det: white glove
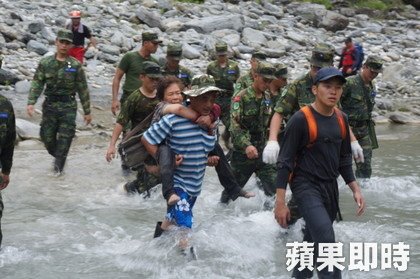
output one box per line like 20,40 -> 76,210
262,140 -> 280,164
351,140 -> 365,163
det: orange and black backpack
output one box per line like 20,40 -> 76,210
300,106 -> 347,148
288,106 -> 347,182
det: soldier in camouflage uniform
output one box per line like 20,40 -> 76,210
111,31 -> 161,115
268,63 -> 288,107
0,94 -> 16,248
341,55 -> 384,178
234,51 -> 267,95
206,41 -> 240,147
27,29 -> 91,174
225,62 -> 276,206
106,61 -> 162,194
162,42 -> 193,88
263,43 -> 340,164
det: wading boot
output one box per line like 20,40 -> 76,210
53,156 -> 66,174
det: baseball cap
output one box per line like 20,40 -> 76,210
364,55 -> 384,73
142,31 -> 162,43
314,67 -> 346,84
256,62 -> 276,80
274,63 -> 288,78
252,51 -> 267,60
166,42 -> 183,60
215,41 -> 228,56
310,43 -> 334,68
141,61 -> 163,78
183,74 -> 223,97
57,29 -> 73,43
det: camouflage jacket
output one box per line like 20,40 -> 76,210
116,88 -> 159,128
274,72 -> 314,121
0,94 -> 16,175
206,59 -> 240,93
234,70 -> 253,96
230,86 -> 272,152
28,55 -> 91,115
341,74 -> 376,122
163,64 -> 193,87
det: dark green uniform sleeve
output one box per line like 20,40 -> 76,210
75,65 -> 91,115
0,98 -> 16,175
230,91 -> 252,151
274,83 -> 298,117
28,61 -> 46,105
116,91 -> 137,126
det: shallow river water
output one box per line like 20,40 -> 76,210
0,122 -> 419,279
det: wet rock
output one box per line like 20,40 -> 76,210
16,118 -> 40,140
388,112 -> 413,124
0,69 -> 20,85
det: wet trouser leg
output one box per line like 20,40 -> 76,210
353,125 -> 372,179
210,143 -> 242,201
53,109 -> 76,172
225,151 -> 255,202
355,133 -> 372,179
129,166 -> 159,195
255,159 -> 277,197
157,144 -> 175,201
292,182 -> 341,279
40,105 -> 59,157
0,192 -> 3,248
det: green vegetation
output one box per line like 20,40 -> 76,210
302,0 -> 333,10
298,0 -> 406,11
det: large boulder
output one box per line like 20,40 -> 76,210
183,15 -> 244,34
16,118 -> 40,140
0,69 -> 20,85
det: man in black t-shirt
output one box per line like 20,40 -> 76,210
66,9 -> 97,63
274,67 -> 365,279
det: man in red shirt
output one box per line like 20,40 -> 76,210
338,37 -> 357,77
66,9 -> 97,63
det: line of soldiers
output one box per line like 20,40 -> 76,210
106,30 -> 382,210
0,28 -> 383,256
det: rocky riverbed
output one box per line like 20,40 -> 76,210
1,0 -> 419,141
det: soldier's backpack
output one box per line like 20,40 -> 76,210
353,43 -> 364,71
117,113 -> 153,169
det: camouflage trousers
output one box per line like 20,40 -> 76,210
230,150 -> 277,196
0,192 -> 3,247
352,124 -> 373,179
125,164 -> 161,196
217,95 -> 232,132
40,102 -> 76,163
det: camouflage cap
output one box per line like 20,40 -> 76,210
274,63 -> 288,78
183,74 -> 223,97
364,55 -> 384,73
57,29 -> 73,43
251,51 -> 267,60
256,61 -> 276,80
166,42 -> 183,60
141,61 -> 163,78
215,41 -> 228,56
310,43 -> 334,68
142,31 -> 162,43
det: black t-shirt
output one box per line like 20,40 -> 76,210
71,25 -> 92,47
276,106 -> 354,188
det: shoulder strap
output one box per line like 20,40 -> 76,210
301,106 -> 317,147
121,112 -> 154,142
334,107 -> 347,140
